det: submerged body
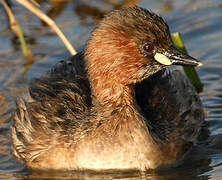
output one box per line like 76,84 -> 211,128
11,7 -> 204,170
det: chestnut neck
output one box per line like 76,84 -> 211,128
92,79 -> 135,108
85,26 -> 147,108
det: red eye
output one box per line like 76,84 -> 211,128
143,42 -> 154,52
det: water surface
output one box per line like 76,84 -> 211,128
1,0 -> 222,179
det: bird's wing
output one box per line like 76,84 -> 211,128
135,69 -> 207,144
11,52 -> 97,162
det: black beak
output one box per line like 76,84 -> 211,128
166,46 -> 202,67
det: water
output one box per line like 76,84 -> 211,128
0,0 -> 222,179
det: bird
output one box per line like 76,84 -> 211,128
11,6 -> 205,171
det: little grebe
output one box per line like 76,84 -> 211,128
11,6 -> 204,170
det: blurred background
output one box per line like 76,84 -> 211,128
1,0 -> 222,179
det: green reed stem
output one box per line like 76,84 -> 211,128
171,32 -> 203,93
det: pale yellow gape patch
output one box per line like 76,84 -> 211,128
154,53 -> 172,65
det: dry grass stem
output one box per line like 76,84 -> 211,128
1,0 -> 33,61
30,0 -> 40,8
15,0 -> 77,55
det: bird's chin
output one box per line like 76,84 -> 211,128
140,64 -> 166,82
137,69 -> 167,87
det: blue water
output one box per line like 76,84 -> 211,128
1,0 -> 222,179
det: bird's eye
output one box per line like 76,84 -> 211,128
143,42 -> 154,53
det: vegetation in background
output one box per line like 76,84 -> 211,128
1,0 -> 33,63
171,33 -> 203,93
